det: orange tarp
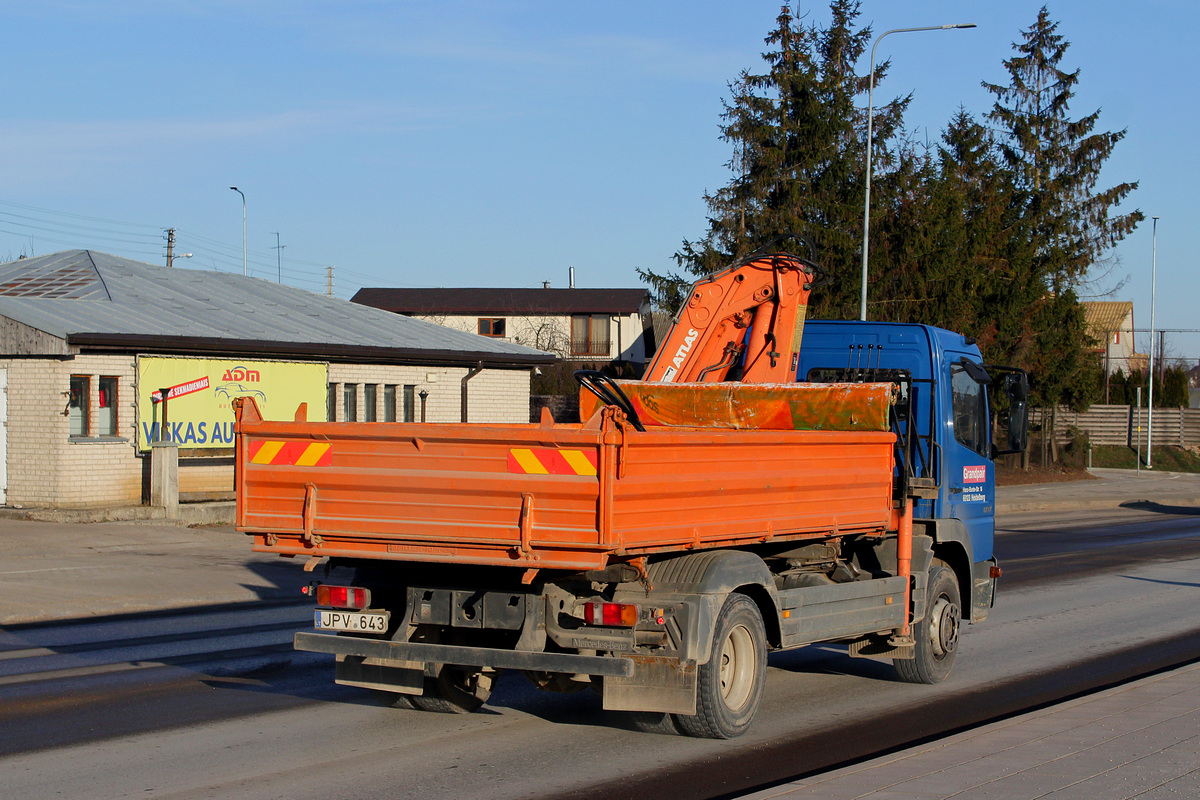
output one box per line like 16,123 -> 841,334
579,381 -> 894,432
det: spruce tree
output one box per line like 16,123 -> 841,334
641,1 -> 907,319
1160,366 -> 1189,409
982,6 -> 1140,412
984,7 -> 1141,293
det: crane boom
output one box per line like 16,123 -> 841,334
643,252 -> 817,383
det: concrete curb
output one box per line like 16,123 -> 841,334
0,502 -> 235,526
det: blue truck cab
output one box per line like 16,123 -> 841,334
796,320 -> 1029,624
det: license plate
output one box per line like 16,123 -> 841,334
314,609 -> 390,632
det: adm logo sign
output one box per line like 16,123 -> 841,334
216,365 -> 266,405
222,366 -> 261,382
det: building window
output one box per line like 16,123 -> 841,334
478,318 -> 506,337
384,384 -> 397,422
403,385 -> 416,422
327,383 -> 336,421
343,383 -> 358,422
364,384 -> 377,422
69,375 -> 90,437
571,315 -> 611,357
98,376 -> 119,436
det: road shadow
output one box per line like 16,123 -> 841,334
768,643 -> 898,682
1120,573 -> 1200,589
200,662 -> 635,730
1119,500 -> 1200,516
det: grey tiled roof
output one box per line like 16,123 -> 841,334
0,250 -> 555,365
353,286 -> 650,315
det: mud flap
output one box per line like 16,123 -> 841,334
971,559 -> 998,623
602,655 -> 698,715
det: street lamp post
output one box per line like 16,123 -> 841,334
230,186 -> 246,276
859,23 -> 976,321
1147,216 -> 1159,468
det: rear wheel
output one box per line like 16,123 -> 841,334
410,665 -> 497,713
894,559 -> 961,684
675,593 -> 766,739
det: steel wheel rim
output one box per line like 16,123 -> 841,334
929,596 -> 960,659
719,624 -> 756,711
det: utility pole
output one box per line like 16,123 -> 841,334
272,232 -> 286,283
325,266 -> 334,297
1147,216 -> 1158,468
1160,331 -> 1166,383
165,228 -> 175,268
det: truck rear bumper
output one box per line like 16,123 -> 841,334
294,632 -> 635,677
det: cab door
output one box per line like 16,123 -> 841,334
944,355 -> 995,562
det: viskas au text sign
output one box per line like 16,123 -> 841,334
137,357 -> 327,450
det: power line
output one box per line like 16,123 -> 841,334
0,210 -> 162,244
0,199 -> 162,231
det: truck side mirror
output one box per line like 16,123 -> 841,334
1000,372 -> 1029,454
982,366 -> 1029,457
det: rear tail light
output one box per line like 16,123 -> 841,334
308,584 -> 370,610
583,602 -> 638,627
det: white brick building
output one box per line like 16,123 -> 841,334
0,251 -> 554,508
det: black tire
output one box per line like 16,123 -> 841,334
894,559 -> 961,684
410,665 -> 496,713
675,593 -> 767,739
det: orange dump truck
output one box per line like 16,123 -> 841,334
235,380 -> 921,739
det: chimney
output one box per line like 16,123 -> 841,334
542,281 -> 551,289
569,266 -> 575,289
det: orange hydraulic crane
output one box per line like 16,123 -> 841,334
643,249 -> 823,383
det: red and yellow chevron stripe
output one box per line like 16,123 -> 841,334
249,440 -> 333,467
507,447 -> 598,476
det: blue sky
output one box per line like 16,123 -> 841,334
0,1 -> 1191,359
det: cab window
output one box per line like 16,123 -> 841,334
950,365 -> 988,457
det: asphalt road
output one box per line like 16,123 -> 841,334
2,507 -> 1200,799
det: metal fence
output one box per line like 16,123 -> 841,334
569,338 -> 612,358
1032,405 -> 1200,447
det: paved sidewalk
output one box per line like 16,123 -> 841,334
997,468 -> 1200,515
741,662 -> 1200,800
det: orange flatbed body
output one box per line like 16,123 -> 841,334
234,393 -> 898,573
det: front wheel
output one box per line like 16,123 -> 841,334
894,559 -> 961,684
675,593 -> 767,739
